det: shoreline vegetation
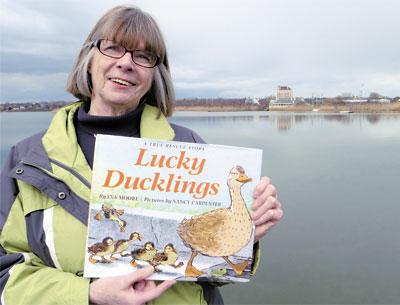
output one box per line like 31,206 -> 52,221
175,102 -> 400,113
1,100 -> 399,113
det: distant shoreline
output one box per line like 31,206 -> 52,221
175,102 -> 400,113
1,102 -> 399,113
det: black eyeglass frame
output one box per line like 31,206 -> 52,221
93,39 -> 160,68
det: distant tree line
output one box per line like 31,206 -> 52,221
0,101 -> 70,112
175,98 -> 269,107
1,95 -> 398,112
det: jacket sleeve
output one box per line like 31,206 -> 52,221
0,148 -> 90,305
251,241 -> 261,275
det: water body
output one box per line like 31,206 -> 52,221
1,111 -> 400,304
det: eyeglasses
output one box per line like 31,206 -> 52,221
94,39 -> 160,68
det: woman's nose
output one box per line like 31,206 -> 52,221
116,52 -> 135,71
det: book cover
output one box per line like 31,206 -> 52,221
84,134 -> 262,282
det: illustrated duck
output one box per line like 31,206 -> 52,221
94,204 -> 127,232
88,237 -> 115,264
177,165 -> 253,277
149,243 -> 184,272
110,232 -> 142,260
130,242 -> 157,267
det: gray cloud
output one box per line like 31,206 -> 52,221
0,72 -> 72,101
1,52 -> 72,74
1,0 -> 399,102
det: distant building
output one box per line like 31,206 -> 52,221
245,97 -> 259,104
270,85 -> 295,108
343,98 -> 368,103
277,86 -> 293,100
369,98 -> 391,103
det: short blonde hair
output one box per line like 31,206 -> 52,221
66,5 -> 174,116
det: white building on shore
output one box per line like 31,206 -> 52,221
270,86 -> 295,108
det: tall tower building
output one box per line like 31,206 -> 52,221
277,86 -> 293,100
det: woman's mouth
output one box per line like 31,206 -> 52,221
109,77 -> 135,87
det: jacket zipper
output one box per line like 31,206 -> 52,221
21,159 -> 91,189
48,158 -> 91,188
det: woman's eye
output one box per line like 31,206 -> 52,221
135,53 -> 151,62
101,41 -> 123,53
105,45 -> 119,51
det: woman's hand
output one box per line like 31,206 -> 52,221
252,176 -> 283,242
89,266 -> 175,305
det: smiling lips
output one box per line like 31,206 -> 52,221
109,77 -> 136,87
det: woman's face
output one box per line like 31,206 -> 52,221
89,41 -> 154,116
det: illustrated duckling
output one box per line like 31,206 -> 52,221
88,237 -> 115,264
130,242 -> 157,267
149,243 -> 184,272
177,166 -> 253,277
94,204 -> 127,232
110,232 -> 142,260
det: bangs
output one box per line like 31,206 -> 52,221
95,10 -> 165,58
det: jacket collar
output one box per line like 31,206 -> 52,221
40,101 -> 175,183
140,103 -> 175,140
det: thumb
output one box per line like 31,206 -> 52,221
125,267 -> 155,285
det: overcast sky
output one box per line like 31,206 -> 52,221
1,0 -> 399,102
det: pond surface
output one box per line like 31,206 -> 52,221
1,111 -> 399,304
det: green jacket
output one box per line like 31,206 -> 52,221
0,102 -> 260,305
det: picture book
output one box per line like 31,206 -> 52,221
83,134 -> 262,282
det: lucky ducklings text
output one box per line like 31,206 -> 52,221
101,147 -> 220,199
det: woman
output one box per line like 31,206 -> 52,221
0,5 -> 283,305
